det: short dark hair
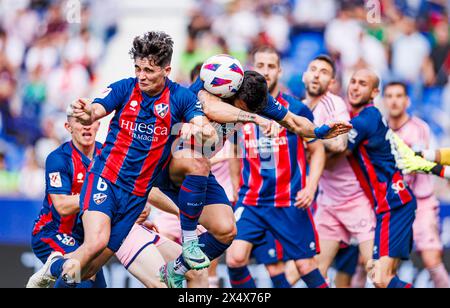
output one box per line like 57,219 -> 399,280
252,45 -> 280,65
190,63 -> 203,83
235,71 -> 268,113
383,81 -> 408,96
313,54 -> 336,77
129,31 -> 174,67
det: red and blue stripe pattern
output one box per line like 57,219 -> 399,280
33,142 -> 101,237
238,93 -> 308,208
91,81 -> 176,197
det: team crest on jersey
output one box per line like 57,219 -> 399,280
154,103 -> 169,118
93,193 -> 108,205
268,249 -> 276,258
49,172 -> 62,188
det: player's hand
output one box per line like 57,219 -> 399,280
142,220 -> 159,233
321,121 -> 353,139
390,133 -> 437,174
255,116 -> 280,137
71,98 -> 94,125
180,123 -> 202,140
295,186 -> 316,209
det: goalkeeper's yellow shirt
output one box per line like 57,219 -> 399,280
441,148 -> 450,165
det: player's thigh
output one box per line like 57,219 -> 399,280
82,211 -> 111,249
316,240 -> 341,274
157,240 -> 183,262
359,239 -> 374,265
127,244 -> 167,288
378,256 -> 401,277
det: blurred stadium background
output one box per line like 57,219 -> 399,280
0,0 -> 449,288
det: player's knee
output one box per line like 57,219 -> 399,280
296,258 -> 318,276
226,252 -> 249,268
422,253 -> 442,269
209,221 -> 236,244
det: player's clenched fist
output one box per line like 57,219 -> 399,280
71,98 -> 94,125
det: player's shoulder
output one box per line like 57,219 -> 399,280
95,141 -> 103,151
320,92 -> 347,110
409,116 -> 431,131
168,79 -> 196,99
46,142 -> 72,167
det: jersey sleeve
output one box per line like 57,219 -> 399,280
93,79 -> 130,114
261,95 -> 289,122
296,103 -> 315,122
180,87 -> 205,122
348,113 -> 371,151
45,152 -> 72,195
189,77 -> 204,96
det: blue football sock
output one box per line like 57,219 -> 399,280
271,273 -> 291,288
387,276 -> 413,288
199,232 -> 231,261
302,269 -> 329,288
178,175 -> 208,234
50,258 -> 66,278
228,266 -> 256,288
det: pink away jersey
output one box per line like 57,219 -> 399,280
393,117 -> 442,251
311,92 -> 367,207
393,116 -> 439,204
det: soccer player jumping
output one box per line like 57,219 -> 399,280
32,31 -> 216,288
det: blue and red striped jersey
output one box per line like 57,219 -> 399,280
32,141 -> 102,238
237,93 -> 314,207
348,105 -> 416,214
89,78 -> 204,197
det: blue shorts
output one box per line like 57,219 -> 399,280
158,171 -> 231,207
79,172 -> 148,252
374,199 -> 417,261
235,204 -> 319,261
31,229 -> 81,264
334,245 -> 359,276
251,231 -> 288,265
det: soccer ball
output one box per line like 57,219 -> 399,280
200,54 -> 244,98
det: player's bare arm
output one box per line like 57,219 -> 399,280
295,140 -> 326,209
198,90 -> 273,135
71,98 -> 108,125
49,194 -> 81,217
229,142 -> 242,202
279,112 -> 353,139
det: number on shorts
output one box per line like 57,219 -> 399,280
97,177 -> 108,192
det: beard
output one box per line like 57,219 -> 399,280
306,83 -> 326,97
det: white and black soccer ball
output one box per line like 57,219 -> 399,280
200,54 -> 244,98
